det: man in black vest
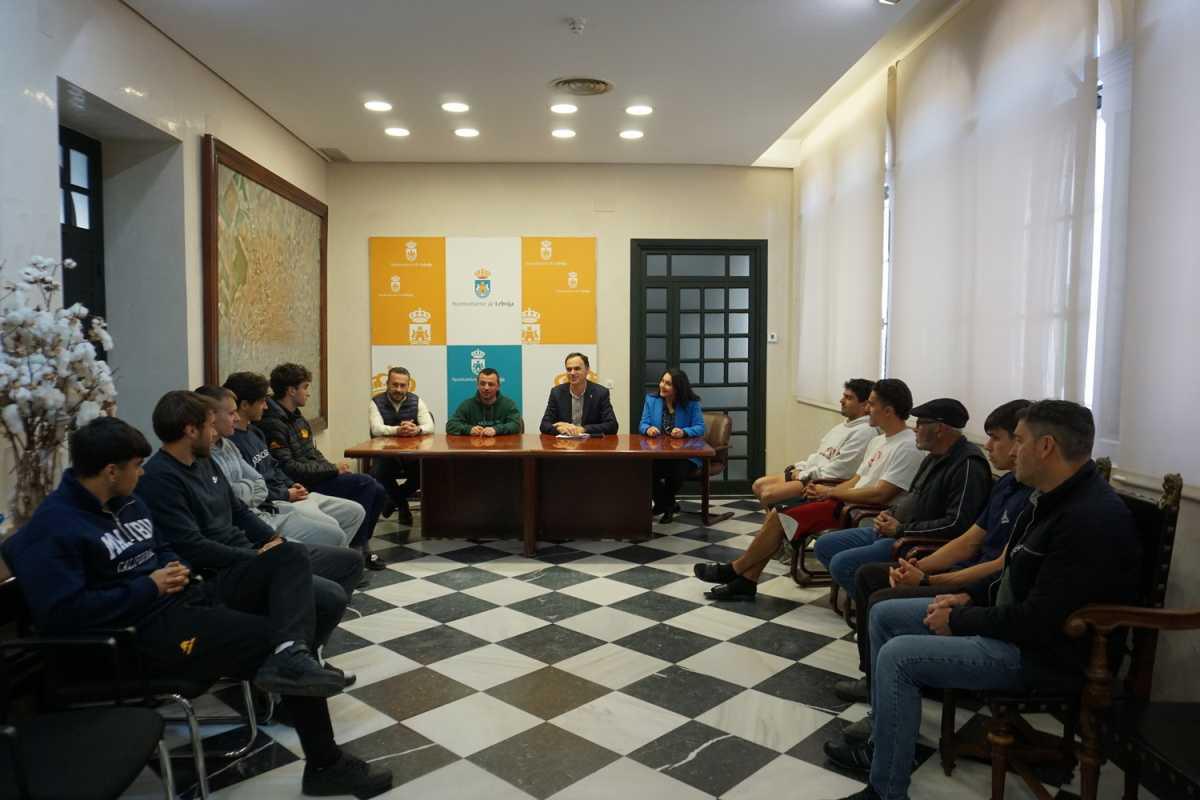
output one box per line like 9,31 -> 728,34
368,367 -> 433,526
538,352 -> 618,436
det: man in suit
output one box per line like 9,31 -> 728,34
539,352 -> 618,436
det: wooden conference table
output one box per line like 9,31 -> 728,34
345,434 -> 715,556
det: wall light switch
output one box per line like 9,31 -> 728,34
605,379 -> 615,388
767,332 -> 779,344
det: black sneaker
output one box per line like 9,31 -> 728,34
842,714 -> 873,744
254,644 -> 345,698
834,676 -> 871,703
302,753 -> 393,798
705,575 -> 758,602
323,664 -> 358,688
361,547 -> 386,571
824,739 -> 874,776
693,562 -> 737,584
396,505 -> 414,527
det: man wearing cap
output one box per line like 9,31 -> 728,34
812,397 -> 993,596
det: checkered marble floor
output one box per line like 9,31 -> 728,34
124,498 -> 1155,800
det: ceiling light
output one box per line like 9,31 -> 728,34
550,103 -> 578,114
442,102 -> 470,113
619,130 -> 644,140
878,0 -> 901,5
552,129 -> 576,139
364,100 -> 392,112
384,127 -> 410,137
625,104 -> 653,116
455,128 -> 480,138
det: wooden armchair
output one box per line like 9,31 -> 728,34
787,495 -> 887,612
677,411 -> 734,526
938,469 -> 1184,800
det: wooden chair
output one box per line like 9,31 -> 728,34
787,499 -> 887,615
938,469 -> 1183,800
676,411 -> 734,526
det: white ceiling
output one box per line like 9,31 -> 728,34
125,0 -> 918,165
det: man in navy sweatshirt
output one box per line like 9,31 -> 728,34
1,416 -> 392,797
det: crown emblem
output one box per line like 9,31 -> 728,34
474,267 -> 492,279
470,348 -> 486,360
408,307 -> 431,323
521,308 -> 541,324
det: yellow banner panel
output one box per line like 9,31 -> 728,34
370,237 -> 446,345
520,237 -> 596,345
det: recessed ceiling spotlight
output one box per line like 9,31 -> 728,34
552,129 -> 576,139
619,130 -> 644,140
878,0 -> 901,5
384,127 -> 410,137
550,103 -> 578,114
442,102 -> 470,113
364,100 -> 392,112
625,104 -> 653,116
455,128 -> 480,138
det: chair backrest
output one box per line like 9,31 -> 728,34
702,412 -> 731,469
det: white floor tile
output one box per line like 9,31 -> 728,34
338,606 -> 441,643
447,606 -> 548,642
755,576 -> 831,604
548,757 -> 712,800
364,578 -> 455,608
555,642 -> 671,689
663,605 -> 761,641
723,754 -> 864,800
561,539 -> 631,554
698,690 -> 833,752
643,553 -> 708,576
637,536 -> 707,554
463,577 -> 551,605
394,555 -> 462,577
770,603 -> 849,639
558,607 -> 658,643
382,757 -> 535,799
551,692 -> 688,755
427,643 -> 544,690
559,577 -> 648,606
650,521 -> 699,536
326,644 -> 419,689
678,642 -> 792,688
797,639 -> 862,679
563,555 -> 642,577
477,556 -> 552,577
722,534 -> 757,550
707,519 -> 763,535
405,693 -> 541,757
405,538 -> 476,554
652,576 -> 716,603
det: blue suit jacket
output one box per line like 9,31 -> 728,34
639,395 -> 705,468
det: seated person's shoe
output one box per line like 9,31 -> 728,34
255,644 -> 345,698
842,714 -> 873,744
659,509 -> 675,524
693,562 -> 737,584
823,739 -> 873,776
302,753 -> 393,798
361,547 -> 386,571
324,664 -> 358,688
834,788 -> 882,800
834,676 -> 871,703
379,496 -> 396,519
396,504 -> 414,527
705,575 -> 758,602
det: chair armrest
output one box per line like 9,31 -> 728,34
0,627 -> 140,706
843,504 -> 885,527
1064,605 -> 1200,638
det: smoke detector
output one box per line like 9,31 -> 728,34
550,77 -> 613,96
566,17 -> 586,34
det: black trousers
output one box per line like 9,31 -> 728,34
652,459 -> 691,513
371,458 -> 421,506
853,561 -> 953,676
134,543 -> 340,766
312,473 -> 388,548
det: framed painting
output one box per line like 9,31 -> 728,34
201,135 -> 328,428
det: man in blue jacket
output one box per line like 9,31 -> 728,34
1,416 -> 392,797
821,401 -> 1139,800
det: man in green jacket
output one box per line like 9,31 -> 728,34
446,368 -> 522,436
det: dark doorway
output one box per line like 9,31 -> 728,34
59,126 -> 106,345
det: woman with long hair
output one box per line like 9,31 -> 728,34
638,368 -> 705,523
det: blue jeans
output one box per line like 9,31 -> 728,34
813,526 -> 896,590
868,598 -> 1025,800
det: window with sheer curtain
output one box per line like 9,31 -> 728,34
792,79 -> 886,407
886,0 -> 1098,438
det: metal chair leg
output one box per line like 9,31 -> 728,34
211,682 -> 258,759
166,694 -> 210,800
156,739 -> 177,800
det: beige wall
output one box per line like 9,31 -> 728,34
323,163 -> 792,464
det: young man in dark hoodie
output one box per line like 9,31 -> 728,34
821,400 -> 1140,800
258,363 -> 388,570
1,417 -> 392,797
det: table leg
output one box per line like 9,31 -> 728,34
522,456 -> 537,557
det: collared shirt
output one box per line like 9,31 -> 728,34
369,394 -> 434,437
570,387 -> 585,426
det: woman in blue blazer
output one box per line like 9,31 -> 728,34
639,367 -> 705,523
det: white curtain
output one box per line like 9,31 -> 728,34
792,77 -> 886,406
1115,0 -> 1200,482
888,0 -> 1098,436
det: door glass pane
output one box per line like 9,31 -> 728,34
679,338 -> 700,360
680,363 -> 699,380
704,313 -> 724,334
647,254 -> 667,276
728,362 -> 749,384
680,288 -> 700,310
646,337 -> 667,361
730,255 -> 750,277
731,434 -> 748,457
726,460 -> 748,480
704,338 -> 724,359
646,288 -> 667,310
729,338 -> 749,359
680,314 -> 700,335
702,387 -> 748,407
71,192 -> 90,229
728,410 -> 748,432
729,288 -> 750,310
703,363 -> 723,384
60,190 -> 66,224
672,254 -> 725,277
647,313 -> 667,336
70,149 -> 89,189
704,288 -> 724,309
645,362 -> 667,383
729,313 -> 750,335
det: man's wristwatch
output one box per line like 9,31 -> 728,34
919,574 -> 931,587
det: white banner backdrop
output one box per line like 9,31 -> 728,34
520,344 -> 600,435
444,237 -> 522,344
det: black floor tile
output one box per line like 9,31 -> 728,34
687,543 -> 747,563
614,624 -> 720,664
499,625 -> 606,664
321,626 -> 373,659
439,544 -> 510,564
730,622 -> 836,661
621,664 -> 743,718
379,626 -> 488,665
346,591 -> 398,618
754,662 -> 855,712
350,667 -> 475,721
425,566 -> 506,591
508,592 -> 601,623
159,727 -> 297,799
629,720 -> 776,797
471,723 -> 620,799
486,667 -> 610,719
675,527 -> 738,543
715,594 -> 802,621
605,544 -> 682,564
518,565 -> 598,591
607,565 -> 685,591
611,592 -> 701,623
340,723 -> 458,788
